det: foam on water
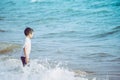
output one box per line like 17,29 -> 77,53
0,57 -> 93,80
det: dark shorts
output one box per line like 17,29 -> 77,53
21,56 -> 27,67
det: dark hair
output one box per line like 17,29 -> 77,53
24,27 -> 33,36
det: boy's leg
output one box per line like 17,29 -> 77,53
21,56 -> 27,67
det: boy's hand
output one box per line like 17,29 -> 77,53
25,57 -> 29,64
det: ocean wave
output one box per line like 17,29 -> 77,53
0,16 -> 5,21
30,0 -> 74,3
0,29 -> 5,32
85,53 -> 114,58
0,58 -> 94,80
5,1 -> 16,6
90,1 -> 120,9
0,1 -> 16,11
81,53 -> 116,62
42,31 -> 82,38
92,26 -> 120,38
111,1 -> 120,7
113,26 -> 120,30
0,42 -> 21,54
91,9 -> 109,14
30,0 -> 55,3
110,57 -> 120,62
31,0 -> 41,3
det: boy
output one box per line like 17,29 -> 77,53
21,27 -> 33,67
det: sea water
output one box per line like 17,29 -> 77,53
0,0 -> 120,80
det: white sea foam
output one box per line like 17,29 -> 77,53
30,0 -> 45,3
0,58 -> 92,80
30,0 -> 57,3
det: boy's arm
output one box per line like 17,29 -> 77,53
23,47 -> 29,64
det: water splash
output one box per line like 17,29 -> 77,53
0,58 -> 91,80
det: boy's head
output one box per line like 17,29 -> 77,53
24,27 -> 34,39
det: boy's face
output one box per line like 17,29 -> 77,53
29,32 -> 33,39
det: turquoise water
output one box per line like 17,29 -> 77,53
0,0 -> 120,80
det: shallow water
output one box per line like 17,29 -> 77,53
0,0 -> 120,80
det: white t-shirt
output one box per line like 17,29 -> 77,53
21,37 -> 31,58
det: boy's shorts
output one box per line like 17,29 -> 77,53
21,56 -> 27,67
